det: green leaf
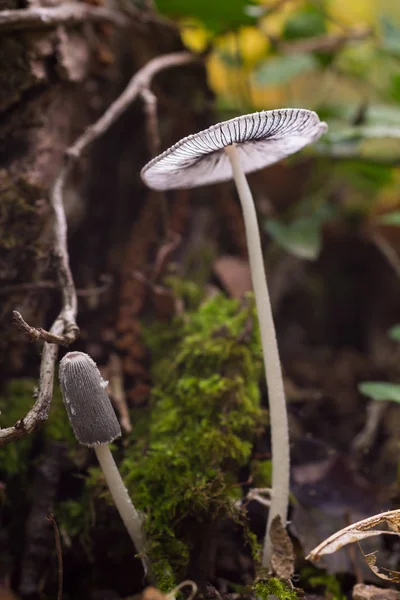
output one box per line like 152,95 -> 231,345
390,74 -> 400,103
358,381 -> 400,403
325,125 -> 400,144
265,216 -> 322,260
389,324 -> 400,341
377,211 -> 400,226
282,4 -> 326,40
253,53 -> 317,86
153,0 -> 258,32
380,16 -> 400,58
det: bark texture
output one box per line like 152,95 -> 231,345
0,0 -> 211,377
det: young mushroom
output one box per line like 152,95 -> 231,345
141,108 -> 328,567
59,352 -> 147,573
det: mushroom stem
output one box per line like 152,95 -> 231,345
94,444 -> 148,574
224,143 -> 289,567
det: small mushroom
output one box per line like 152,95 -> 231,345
141,108 -> 328,567
59,351 -> 147,573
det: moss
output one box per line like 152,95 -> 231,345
0,170 -> 48,252
253,578 -> 298,600
0,378 -> 78,476
301,567 -> 346,600
250,459 -> 272,488
118,291 -> 265,587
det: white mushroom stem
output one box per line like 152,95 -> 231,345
224,143 -> 289,567
95,444 -> 148,574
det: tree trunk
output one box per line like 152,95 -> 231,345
0,0 -> 211,376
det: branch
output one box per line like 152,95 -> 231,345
279,25 -> 372,54
0,4 -> 128,32
3,50 -> 199,448
0,315 -> 64,446
66,50 -> 197,160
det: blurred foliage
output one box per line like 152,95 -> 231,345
154,0 -> 400,260
359,322 -> 400,403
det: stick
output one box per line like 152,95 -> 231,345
3,50 -> 199,448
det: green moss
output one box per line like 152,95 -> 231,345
253,578 -> 298,600
250,459 -> 272,488
119,291 -> 265,587
301,566 -> 346,600
0,379 -> 38,476
0,378 -> 78,477
0,170 -> 46,251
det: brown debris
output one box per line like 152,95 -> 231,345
353,584 -> 400,600
213,255 -> 252,299
269,515 -> 295,580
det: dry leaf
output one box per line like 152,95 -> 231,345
213,256 -> 252,299
353,583 -> 400,600
270,515 -> 295,579
307,509 -> 400,562
362,551 -> 400,583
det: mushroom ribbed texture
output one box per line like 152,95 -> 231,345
141,108 -> 327,190
141,108 -> 327,568
59,352 -> 147,574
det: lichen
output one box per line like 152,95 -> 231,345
118,291 -> 265,587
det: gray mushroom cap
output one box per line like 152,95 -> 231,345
141,108 -> 328,191
59,352 -> 121,447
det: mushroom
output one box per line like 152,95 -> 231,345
141,108 -> 328,567
59,351 -> 147,573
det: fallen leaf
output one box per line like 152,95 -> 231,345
213,255 -> 252,298
362,551 -> 400,583
307,509 -> 400,562
270,515 -> 295,579
353,583 -> 400,600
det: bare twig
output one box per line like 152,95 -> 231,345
107,353 -> 132,433
0,315 -> 63,446
13,311 -> 71,346
372,230 -> 400,280
352,399 -> 390,452
279,25 -> 372,54
1,274 -> 113,296
141,87 -> 161,157
3,50 -> 199,449
47,514 -> 63,600
66,50 -> 197,160
0,3 -> 128,32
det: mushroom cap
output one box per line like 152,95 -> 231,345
59,352 -> 121,447
141,108 -> 328,191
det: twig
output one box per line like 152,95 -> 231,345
372,230 -> 400,280
13,311 -> 71,346
141,88 -> 161,157
352,399 -> 389,452
66,51 -> 197,161
0,274 -> 113,296
47,514 -> 63,600
107,353 -> 132,433
279,25 -> 372,54
3,50 -> 199,449
0,315 -> 63,446
0,4 -> 128,32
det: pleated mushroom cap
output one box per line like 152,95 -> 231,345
59,352 -> 121,447
141,108 -> 327,191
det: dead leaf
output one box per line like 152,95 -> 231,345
213,255 -> 252,299
362,550 -> 400,583
353,583 -> 400,600
307,509 -> 400,562
270,515 -> 295,579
